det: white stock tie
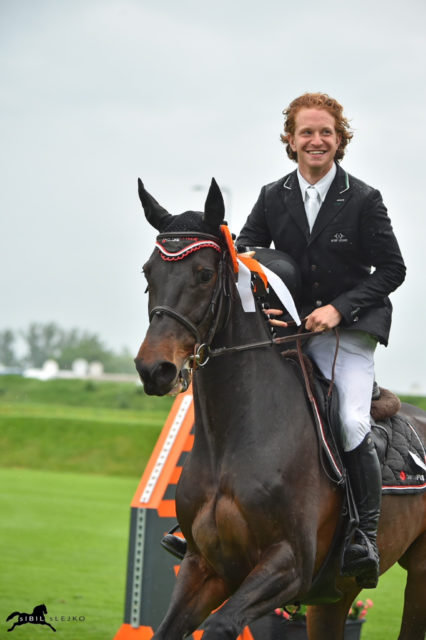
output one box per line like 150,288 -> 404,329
305,186 -> 320,232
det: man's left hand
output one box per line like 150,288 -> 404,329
305,305 -> 342,332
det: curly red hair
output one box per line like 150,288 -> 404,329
280,93 -> 353,163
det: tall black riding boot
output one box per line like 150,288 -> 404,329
341,433 -> 381,588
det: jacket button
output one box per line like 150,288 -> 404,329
311,264 -> 317,271
315,300 -> 323,307
313,282 -> 320,288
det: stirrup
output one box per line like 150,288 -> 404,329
160,524 -> 187,560
356,566 -> 379,589
342,531 -> 379,588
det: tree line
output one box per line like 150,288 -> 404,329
0,323 -> 136,374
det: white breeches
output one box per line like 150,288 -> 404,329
303,329 -> 377,452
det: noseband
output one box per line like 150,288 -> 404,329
149,232 -> 230,359
149,306 -> 203,344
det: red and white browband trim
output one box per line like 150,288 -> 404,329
156,238 -> 222,261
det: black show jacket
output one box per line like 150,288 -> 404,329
237,164 -> 406,345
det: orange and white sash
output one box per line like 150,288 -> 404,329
237,255 -> 301,326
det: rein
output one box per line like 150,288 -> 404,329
191,323 -> 321,367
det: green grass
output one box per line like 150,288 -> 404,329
0,375 -> 173,476
400,394 -> 426,411
0,467 -> 135,639
0,407 -> 164,477
0,376 -> 173,636
358,565 -> 405,639
0,374 -> 173,411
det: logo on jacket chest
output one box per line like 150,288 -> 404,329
330,232 -> 348,244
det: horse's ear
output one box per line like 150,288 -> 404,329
203,178 -> 225,231
138,178 -> 173,231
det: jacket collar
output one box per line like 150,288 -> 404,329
281,170 -> 309,239
282,163 -> 349,193
281,164 -> 352,243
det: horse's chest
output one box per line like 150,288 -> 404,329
190,494 -> 256,577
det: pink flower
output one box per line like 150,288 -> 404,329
274,608 -> 290,620
366,599 -> 373,608
356,600 -> 364,608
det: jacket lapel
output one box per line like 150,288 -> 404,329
308,165 -> 352,245
280,170 -> 310,240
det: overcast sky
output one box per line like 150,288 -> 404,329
1,0 -> 425,392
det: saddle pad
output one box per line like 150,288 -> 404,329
372,414 -> 426,494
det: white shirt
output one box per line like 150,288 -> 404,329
297,163 -> 337,231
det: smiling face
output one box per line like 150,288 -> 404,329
287,108 -> 341,183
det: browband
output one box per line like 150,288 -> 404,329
156,237 -> 222,261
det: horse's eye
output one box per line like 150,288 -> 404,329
198,268 -> 214,283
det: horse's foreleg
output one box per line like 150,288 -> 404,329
153,552 -> 229,640
306,587 -> 359,640
201,541 -> 310,640
398,532 -> 426,640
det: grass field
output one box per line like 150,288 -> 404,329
0,467 -> 135,639
0,376 -> 173,476
0,375 -> 424,639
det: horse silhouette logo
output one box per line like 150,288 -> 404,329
6,604 -> 56,632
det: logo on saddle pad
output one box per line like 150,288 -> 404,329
330,232 -> 349,243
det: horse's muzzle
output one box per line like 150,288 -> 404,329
134,358 -> 178,396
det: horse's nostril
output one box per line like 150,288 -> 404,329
134,358 -> 178,395
154,361 -> 178,387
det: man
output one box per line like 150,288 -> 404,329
236,92 -> 406,588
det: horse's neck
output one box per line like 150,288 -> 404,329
194,302 -> 298,431
214,293 -> 271,353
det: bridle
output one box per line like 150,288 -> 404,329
149,231 -> 231,356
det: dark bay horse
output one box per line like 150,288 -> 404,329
134,178 -> 426,640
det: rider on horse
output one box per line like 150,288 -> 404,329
236,92 -> 406,588
162,92 -> 405,590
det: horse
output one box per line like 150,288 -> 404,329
6,603 -> 56,632
134,177 -> 426,640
